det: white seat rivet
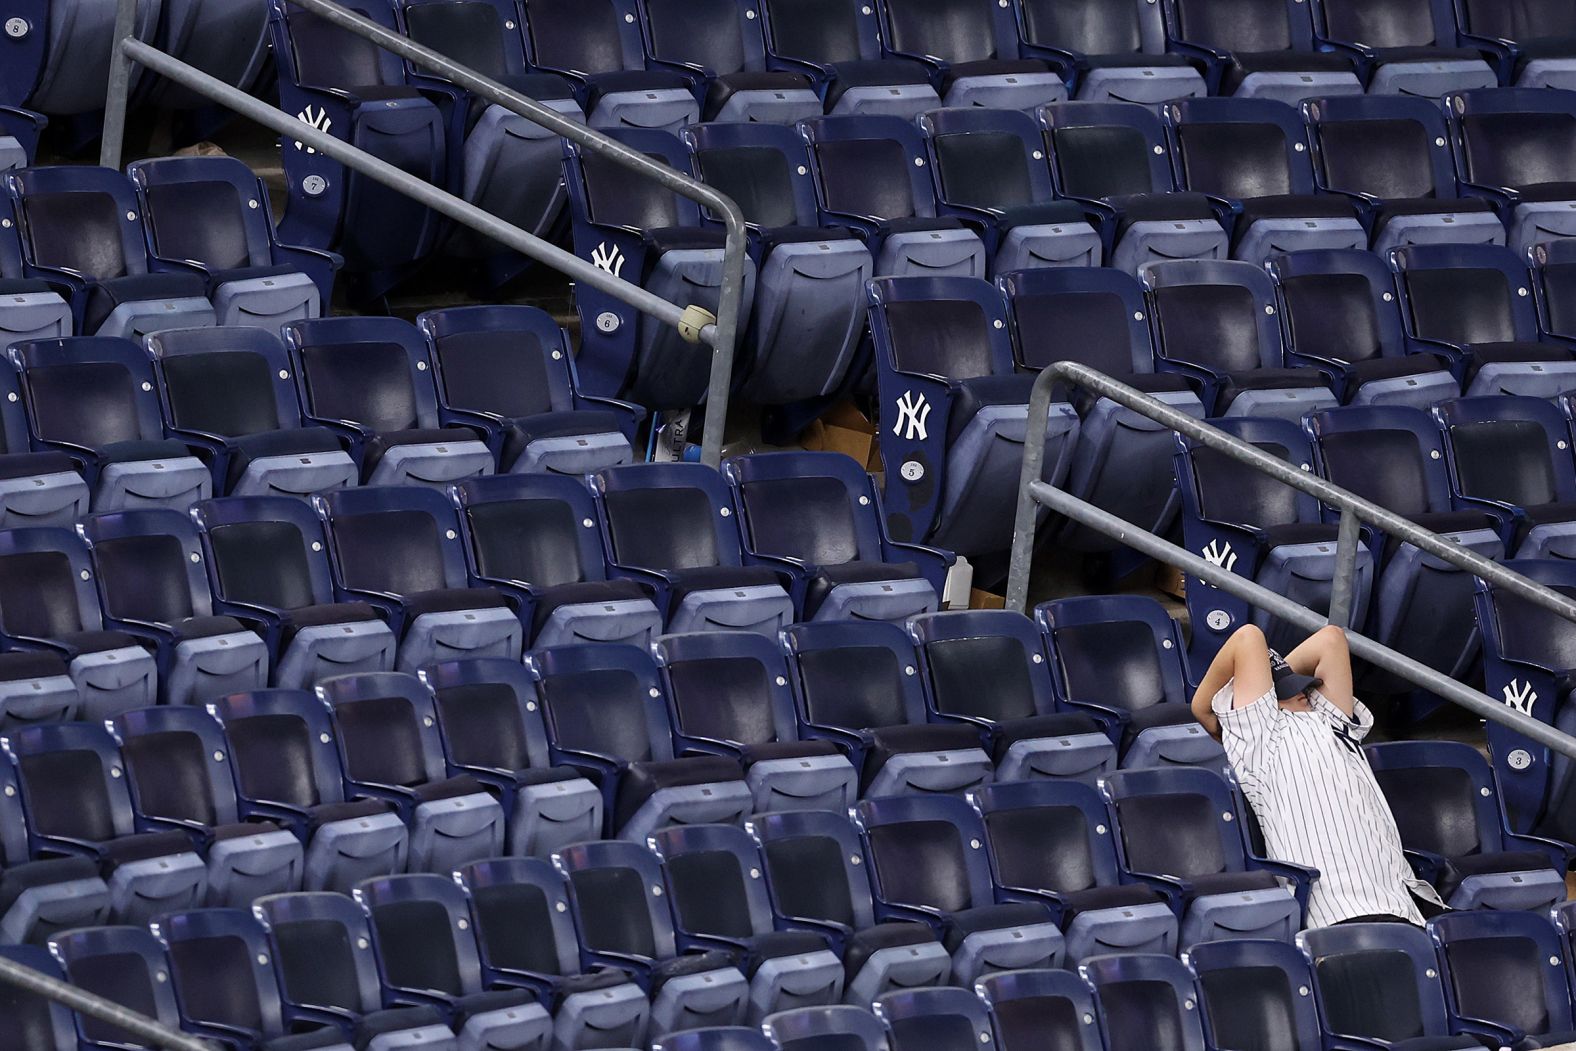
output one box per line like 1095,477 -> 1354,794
357,937 -> 369,949
126,211 -> 137,221
445,529 -> 456,540
1032,653 -> 1042,663
650,687 -> 661,698
190,552 -> 201,563
914,157 -> 924,166
80,570 -> 91,581
457,919 -> 468,930
583,518 -> 594,528
142,381 -> 153,391
279,369 -> 290,379
652,885 -> 663,896
214,750 -> 225,762
720,507 -> 731,516
258,954 -> 269,966
312,541 -> 323,551
904,665 -> 915,675
776,676 -> 786,686
1095,824 -> 1106,834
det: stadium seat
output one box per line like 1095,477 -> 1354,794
138,0 -> 272,115
781,619 -> 994,796
1553,901 -> 1576,1007
0,526 -> 158,720
1446,88 -> 1576,254
154,907 -> 350,1050
208,691 -> 409,893
682,122 -> 872,405
315,486 -> 523,670
652,631 -> 858,813
866,276 -> 1079,561
1534,236 -> 1576,341
255,890 -> 462,1049
999,267 -> 1206,553
315,671 -> 506,874
855,794 -> 1063,983
975,969 -> 1105,1051
0,107 -> 43,173
871,0 -> 1067,109
1037,594 -> 1225,770
1157,0 -> 1362,102
146,327 -> 359,498
516,0 -> 700,131
0,651 -> 76,730
0,359 -> 86,531
1265,248 -> 1460,408
592,462 -> 794,636
282,317 -> 496,488
1431,910 -> 1576,1049
1308,0 -> 1497,96
555,839 -> 751,1033
1175,415 -> 1374,659
971,779 -> 1176,961
0,944 -> 76,1049
1455,0 -> 1576,88
2,723 -> 206,923
649,824 -> 845,1019
1009,0 -> 1206,105
450,473 -> 662,648
416,305 -> 639,475
51,926 -> 189,1050
1038,100 -> 1229,273
752,0 -> 941,116
908,609 -> 1116,782
109,706 -> 303,907
1081,952 -> 1208,1051
563,127 -> 758,411
798,115 -> 988,278
1164,97 -> 1368,264
10,336 -> 212,511
191,496 -> 398,688
724,450 -> 948,623
1140,259 -> 1340,419
655,1028 -> 776,1051
455,857 -> 652,1048
1298,923 -> 1481,1050
1101,766 -> 1309,948
1302,95 -> 1506,253
417,658 -> 603,857
744,808 -> 952,1005
634,0 -> 820,122
1187,938 -> 1326,1051
526,643 -> 753,839
356,873 -> 555,1048
915,107 -> 1103,273
0,190 -> 73,350
5,166 -> 215,338
874,986 -> 1002,1051
127,156 -> 336,330
80,509 -> 270,706
1435,394 -> 1576,558
1367,739 -> 1568,910
0,761 -> 111,944
764,1004 -> 890,1051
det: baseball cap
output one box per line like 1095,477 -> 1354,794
1273,664 -> 1322,701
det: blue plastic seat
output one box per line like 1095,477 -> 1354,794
1432,909 -> 1576,1049
1301,95 -> 1505,253
592,462 -> 795,636
874,986 -> 1002,1051
1037,595 -> 1225,770
682,122 -> 872,406
450,473 -> 662,649
209,690 -> 409,893
283,317 -> 497,488
52,926 -> 188,1051
971,780 -> 1176,961
1265,248 -> 1460,408
1009,0 -> 1205,105
976,969 -> 1104,1051
1446,88 -> 1576,254
417,658 -> 604,856
127,156 -> 337,330
0,944 -> 76,1049
745,808 -> 951,1004
1101,766 -> 1310,949
871,0 -> 1067,109
2,723 -> 206,924
652,631 -> 858,813
0,762 -> 110,943
655,1027 -> 777,1051
5,166 -> 216,338
0,188 -> 73,350
915,107 -> 1103,274
1157,0 -> 1362,103
315,486 -> 523,671
1141,260 -> 1339,419
0,107 -> 42,173
650,824 -> 845,1019
1082,953 -> 1208,1051
854,794 -> 1063,984
146,327 -> 359,498
909,610 -> 1116,783
753,0 -> 941,116
1309,0 -> 1496,96
1185,939 -> 1324,1051
315,671 -> 506,874
1533,237 -> 1576,343
763,1004 -> 890,1051
417,305 -> 638,475
635,0 -> 821,122
554,839 -> 751,1033
1455,0 -> 1576,88
867,276 -> 1079,561
10,336 -> 212,511
0,352 -> 86,532
109,706 -> 303,907
1039,101 -> 1228,273
527,643 -> 753,839
724,450 -> 949,623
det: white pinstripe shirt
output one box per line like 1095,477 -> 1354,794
1212,681 -> 1444,928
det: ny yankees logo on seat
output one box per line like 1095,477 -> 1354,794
590,242 -> 626,278
893,391 -> 931,442
294,106 -> 331,153
1201,539 -> 1238,573
1503,679 -> 1538,718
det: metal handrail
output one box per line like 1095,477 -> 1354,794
97,0 -> 749,467
0,952 -> 215,1050
1005,361 -> 1576,761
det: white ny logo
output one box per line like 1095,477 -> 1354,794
590,241 -> 625,277
1201,539 -> 1238,573
293,106 -> 332,153
893,390 -> 931,442
1503,679 -> 1538,718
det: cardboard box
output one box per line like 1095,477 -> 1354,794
1155,563 -> 1187,600
802,402 -> 883,473
970,588 -> 1006,610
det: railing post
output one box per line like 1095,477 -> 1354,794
1003,368 -> 1058,614
99,0 -> 139,168
1327,509 -> 1362,629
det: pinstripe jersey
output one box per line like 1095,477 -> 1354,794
1212,681 -> 1444,927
